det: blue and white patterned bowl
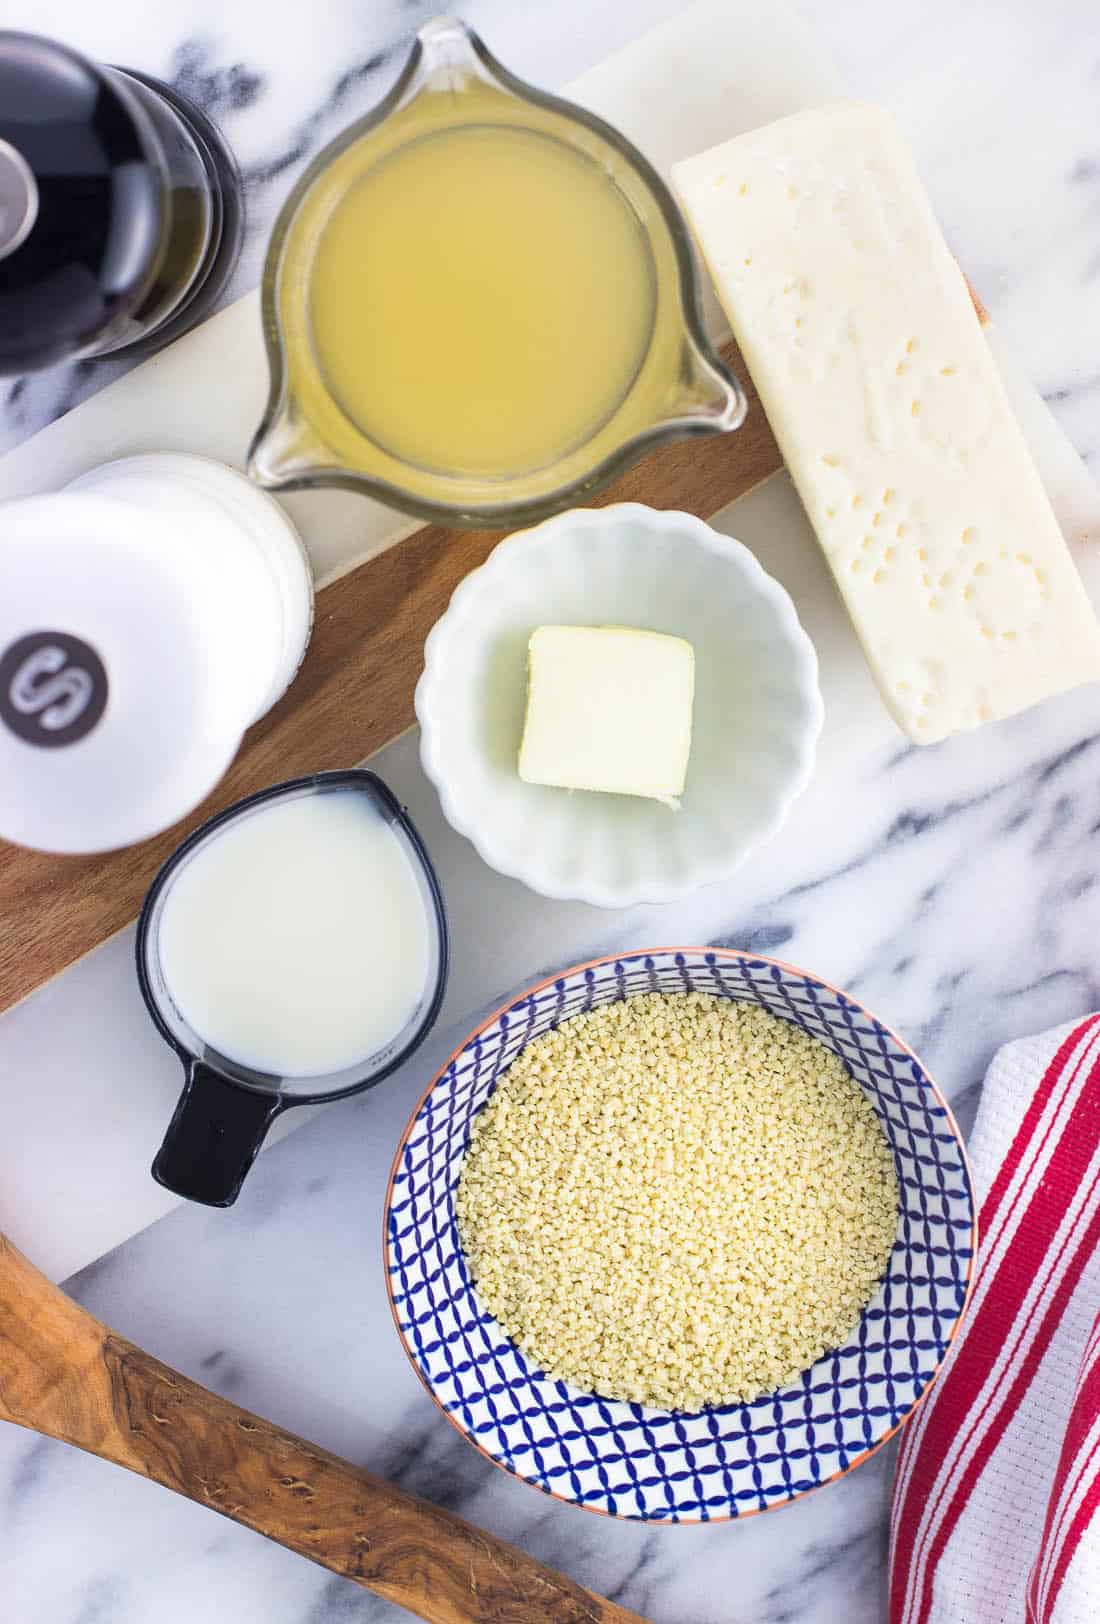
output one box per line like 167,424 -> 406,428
385,948 -> 976,1522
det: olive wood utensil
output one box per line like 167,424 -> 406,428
0,1232 -> 649,1624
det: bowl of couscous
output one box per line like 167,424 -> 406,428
384,947 -> 975,1521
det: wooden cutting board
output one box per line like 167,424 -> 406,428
0,272 -> 999,1017
0,335 -> 782,1014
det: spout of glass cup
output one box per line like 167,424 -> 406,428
413,15 -> 484,87
663,338 -> 747,433
247,405 -> 334,492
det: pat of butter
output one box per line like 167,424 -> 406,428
518,625 -> 694,805
673,103 -> 1100,744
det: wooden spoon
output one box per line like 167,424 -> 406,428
0,1233 -> 648,1624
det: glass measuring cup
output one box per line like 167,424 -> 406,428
137,771 -> 448,1207
248,15 -> 745,528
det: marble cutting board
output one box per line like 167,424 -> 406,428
1,0 -> 1098,1284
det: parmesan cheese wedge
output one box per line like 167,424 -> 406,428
673,103 -> 1100,744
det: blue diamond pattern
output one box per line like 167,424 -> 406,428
386,950 -> 975,1521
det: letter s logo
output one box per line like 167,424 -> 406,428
0,631 -> 108,748
9,646 -> 94,731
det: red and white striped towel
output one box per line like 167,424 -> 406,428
891,1014 -> 1100,1623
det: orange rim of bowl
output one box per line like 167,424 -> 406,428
383,944 -> 979,1523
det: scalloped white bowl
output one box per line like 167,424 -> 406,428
415,504 -> 823,906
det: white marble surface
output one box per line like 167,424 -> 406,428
3,1 -> 1100,1621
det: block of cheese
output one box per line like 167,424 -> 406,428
518,625 -> 694,805
673,103 -> 1100,744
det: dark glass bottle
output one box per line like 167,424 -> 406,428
0,32 -> 244,373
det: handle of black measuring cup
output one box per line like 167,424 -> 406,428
152,1060 -> 284,1208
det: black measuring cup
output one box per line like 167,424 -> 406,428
137,770 -> 448,1207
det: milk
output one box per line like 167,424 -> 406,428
156,789 -> 432,1081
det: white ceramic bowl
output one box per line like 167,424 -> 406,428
416,504 -> 823,906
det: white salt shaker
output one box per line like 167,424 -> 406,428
0,453 -> 314,854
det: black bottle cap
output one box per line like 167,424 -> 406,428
0,31 -> 165,372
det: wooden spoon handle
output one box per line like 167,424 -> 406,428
0,1235 -> 647,1624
